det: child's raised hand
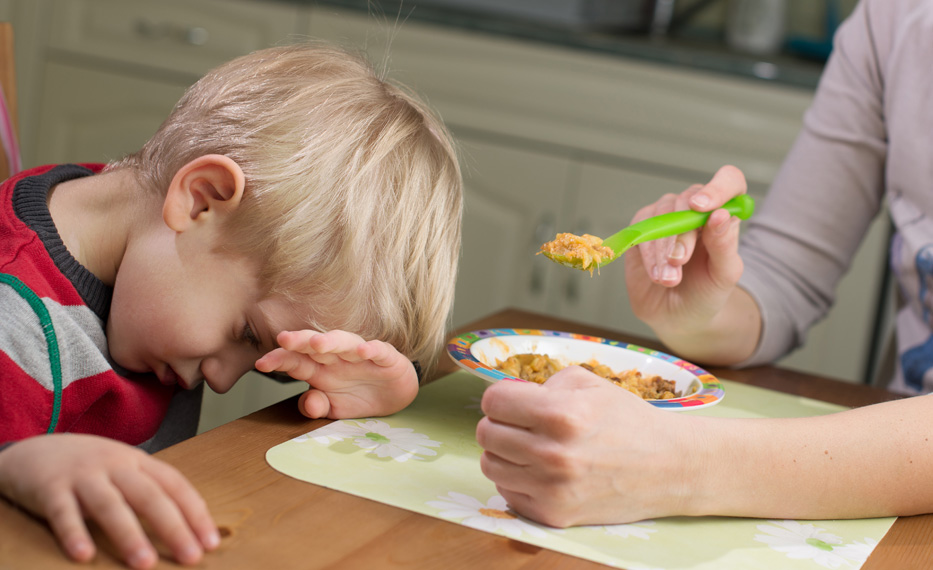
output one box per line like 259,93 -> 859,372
476,367 -> 697,527
0,434 -> 220,569
254,329 -> 419,419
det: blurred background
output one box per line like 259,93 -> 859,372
1,0 -> 891,432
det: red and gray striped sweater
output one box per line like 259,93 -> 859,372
0,164 -> 198,451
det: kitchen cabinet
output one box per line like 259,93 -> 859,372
36,62 -> 187,164
31,0 -> 304,167
4,0 -> 890,435
306,4 -> 889,383
451,135 -> 575,327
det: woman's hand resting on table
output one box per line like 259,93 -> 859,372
255,329 -> 419,419
624,165 -> 760,366
475,367 -> 700,527
0,434 -> 219,570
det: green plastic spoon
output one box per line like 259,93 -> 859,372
541,194 -> 755,271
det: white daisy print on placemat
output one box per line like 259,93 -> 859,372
427,492 -> 551,539
294,419 -> 441,462
601,520 -> 658,540
754,520 -> 853,568
832,538 -> 878,567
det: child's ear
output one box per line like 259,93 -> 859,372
163,154 -> 246,232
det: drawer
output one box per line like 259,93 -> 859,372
47,0 -> 304,78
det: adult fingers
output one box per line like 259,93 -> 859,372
495,487 -> 562,528
699,209 -> 745,288
635,189 -> 708,286
481,368 -> 605,433
688,165 -> 747,211
479,380 -> 548,429
476,416 -> 535,466
664,186 -> 705,271
74,477 -> 157,570
632,192 -> 681,281
542,367 -> 615,390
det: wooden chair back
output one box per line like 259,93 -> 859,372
0,22 -> 20,181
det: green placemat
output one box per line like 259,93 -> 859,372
266,372 -> 893,570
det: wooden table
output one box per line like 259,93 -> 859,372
2,308 -> 931,568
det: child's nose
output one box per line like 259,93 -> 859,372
199,354 -> 252,394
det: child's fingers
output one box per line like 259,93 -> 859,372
305,330 -> 368,355
42,491 -> 96,563
298,389 -> 332,418
277,329 -> 365,355
112,469 -> 203,566
275,330 -> 376,365
255,348 -> 320,379
355,340 -> 400,367
143,461 -> 220,553
274,329 -> 321,352
75,478 -> 157,570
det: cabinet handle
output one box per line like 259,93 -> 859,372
135,19 -> 210,46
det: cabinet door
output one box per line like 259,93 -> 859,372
451,135 -> 575,328
47,0 -> 302,78
35,62 -> 187,164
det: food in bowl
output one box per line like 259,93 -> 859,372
494,352 -> 680,399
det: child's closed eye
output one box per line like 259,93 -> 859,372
242,322 -> 262,350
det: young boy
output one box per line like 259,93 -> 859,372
0,42 -> 462,569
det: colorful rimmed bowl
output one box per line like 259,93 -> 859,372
446,328 -> 724,410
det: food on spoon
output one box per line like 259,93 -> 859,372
494,353 -> 680,399
538,233 -> 614,274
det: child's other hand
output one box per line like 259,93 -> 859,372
476,366 -> 696,527
254,329 -> 419,419
0,434 -> 220,569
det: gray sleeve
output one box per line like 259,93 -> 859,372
137,384 -> 203,453
735,0 -> 892,366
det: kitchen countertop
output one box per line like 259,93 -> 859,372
304,0 -> 826,90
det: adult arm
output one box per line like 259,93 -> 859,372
478,368 -> 933,526
626,0 -> 892,367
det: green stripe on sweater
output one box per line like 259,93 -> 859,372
0,273 -> 62,433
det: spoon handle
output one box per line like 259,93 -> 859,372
603,194 -> 755,253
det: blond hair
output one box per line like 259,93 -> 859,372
111,42 -> 463,372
